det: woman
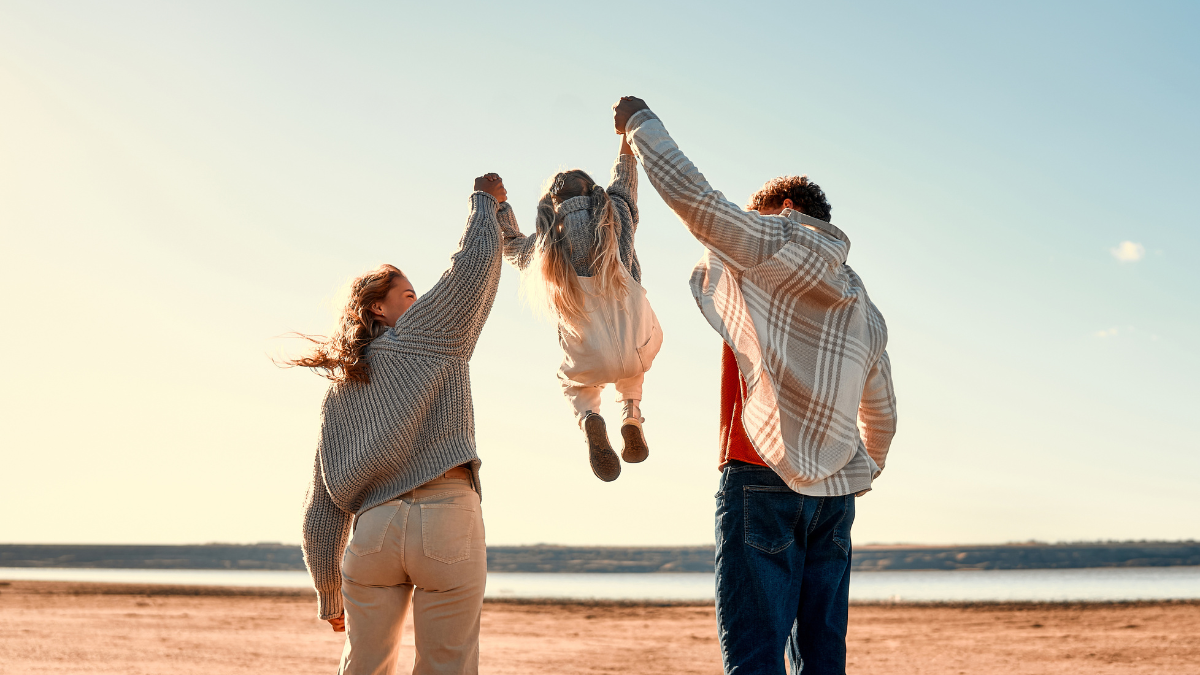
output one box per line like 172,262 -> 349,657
290,174 -> 507,675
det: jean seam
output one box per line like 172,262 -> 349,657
832,495 -> 850,554
398,501 -> 410,572
808,496 -> 825,536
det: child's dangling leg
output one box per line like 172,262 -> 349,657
562,381 -> 620,482
615,373 -> 649,464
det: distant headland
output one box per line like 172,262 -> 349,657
1,541 -> 1197,573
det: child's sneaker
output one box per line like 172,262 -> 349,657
620,418 -> 649,463
583,413 -> 621,482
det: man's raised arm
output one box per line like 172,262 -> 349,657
612,97 -> 792,272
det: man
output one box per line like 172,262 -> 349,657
612,96 -> 897,674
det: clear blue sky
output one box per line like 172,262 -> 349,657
2,1 -> 1197,546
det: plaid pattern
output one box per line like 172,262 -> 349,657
626,110 -> 897,496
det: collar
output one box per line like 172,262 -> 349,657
781,209 -> 851,249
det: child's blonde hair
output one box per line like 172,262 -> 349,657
529,169 -> 626,334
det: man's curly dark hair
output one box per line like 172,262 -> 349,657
746,175 -> 832,223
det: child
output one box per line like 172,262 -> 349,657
499,136 -> 662,482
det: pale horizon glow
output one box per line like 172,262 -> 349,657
1,1 -> 1197,548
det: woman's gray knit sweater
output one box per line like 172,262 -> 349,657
301,192 -> 504,620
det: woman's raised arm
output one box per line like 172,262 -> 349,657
384,175 -> 506,360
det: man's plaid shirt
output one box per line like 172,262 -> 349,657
626,109 -> 897,496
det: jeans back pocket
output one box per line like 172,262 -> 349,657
349,501 -> 404,557
420,503 -> 476,564
743,486 -> 803,554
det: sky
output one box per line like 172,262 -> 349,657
1,1 -> 1197,547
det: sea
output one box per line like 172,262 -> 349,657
3,566 -> 1200,602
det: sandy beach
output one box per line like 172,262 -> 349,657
1,580 -> 1197,674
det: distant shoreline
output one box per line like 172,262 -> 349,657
5,580 -> 1199,609
2,541 -> 1198,573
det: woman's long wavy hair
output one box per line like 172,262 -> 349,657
527,169 -> 626,335
285,264 -> 406,385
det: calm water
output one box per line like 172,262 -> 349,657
3,566 -> 1199,602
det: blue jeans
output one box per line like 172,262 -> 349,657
715,461 -> 855,675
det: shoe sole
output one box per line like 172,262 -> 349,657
620,422 -> 650,463
585,415 -> 621,482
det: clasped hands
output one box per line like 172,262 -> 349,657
612,96 -> 649,136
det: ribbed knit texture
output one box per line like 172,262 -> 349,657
498,154 -> 641,282
301,192 -> 504,620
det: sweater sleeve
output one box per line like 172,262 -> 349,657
391,192 -> 503,359
496,201 -> 537,271
301,449 -> 353,620
625,110 -> 795,273
606,153 -> 641,282
607,153 -> 639,235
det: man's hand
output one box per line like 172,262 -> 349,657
474,173 -> 507,203
612,96 -> 649,135
326,613 -> 346,632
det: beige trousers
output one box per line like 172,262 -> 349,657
562,372 -> 644,423
558,270 -> 662,425
338,474 -> 486,675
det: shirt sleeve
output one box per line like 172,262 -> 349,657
857,350 -> 898,477
496,201 -> 537,271
301,450 -> 353,620
624,110 -> 795,272
391,192 -> 503,359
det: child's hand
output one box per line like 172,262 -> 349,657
619,134 -> 634,156
474,173 -> 507,203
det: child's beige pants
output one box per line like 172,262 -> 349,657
337,472 -> 486,675
558,270 -> 662,424
562,372 -> 644,422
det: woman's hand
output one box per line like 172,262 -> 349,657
326,613 -> 346,632
474,173 -> 507,203
619,134 -> 634,156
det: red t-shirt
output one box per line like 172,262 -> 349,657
719,343 -> 768,470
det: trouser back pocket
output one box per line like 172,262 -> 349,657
420,503 -> 476,564
349,501 -> 404,557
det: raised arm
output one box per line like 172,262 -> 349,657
606,137 -> 642,280
607,136 -> 639,236
497,202 -> 537,271
391,178 -> 504,359
857,351 -> 897,477
614,98 -> 795,272
301,451 -> 353,622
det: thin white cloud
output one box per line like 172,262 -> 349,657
1094,328 -> 1119,338
1111,241 -> 1145,262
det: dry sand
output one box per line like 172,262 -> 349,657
0,580 -> 1197,674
